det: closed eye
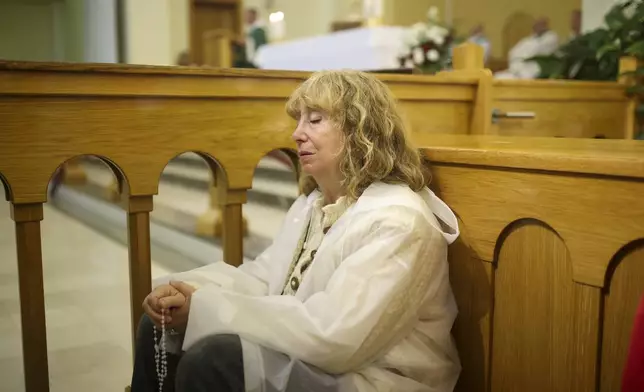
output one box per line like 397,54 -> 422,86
310,118 -> 321,124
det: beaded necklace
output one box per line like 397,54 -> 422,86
153,308 -> 168,392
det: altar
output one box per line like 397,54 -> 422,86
254,26 -> 407,71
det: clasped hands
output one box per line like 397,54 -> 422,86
142,281 -> 196,333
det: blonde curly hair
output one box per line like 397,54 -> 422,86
285,70 -> 430,200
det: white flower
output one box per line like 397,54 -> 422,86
426,26 -> 446,45
404,34 -> 419,48
411,22 -> 427,35
426,49 -> 440,62
413,48 -> 425,65
404,24 -> 425,46
427,6 -> 439,21
437,26 -> 450,37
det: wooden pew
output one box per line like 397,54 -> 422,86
419,134 -> 644,392
0,61 -> 481,392
447,43 -> 639,139
12,45 -> 638,239
0,61 -> 485,242
2,62 -> 643,392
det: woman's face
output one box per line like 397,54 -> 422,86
291,108 -> 344,181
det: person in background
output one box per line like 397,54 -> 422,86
176,51 -> 195,67
467,24 -> 491,64
569,9 -> 582,41
495,17 -> 559,79
233,8 -> 268,68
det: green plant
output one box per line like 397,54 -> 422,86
531,0 -> 644,138
531,0 -> 643,81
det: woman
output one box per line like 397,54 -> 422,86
132,70 -> 461,392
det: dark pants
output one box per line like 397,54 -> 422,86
131,315 -> 245,392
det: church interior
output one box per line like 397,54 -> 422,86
1,0 -> 643,391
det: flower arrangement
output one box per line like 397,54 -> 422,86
398,7 -> 455,74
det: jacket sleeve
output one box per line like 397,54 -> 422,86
153,195 -> 309,296
182,207 -> 450,374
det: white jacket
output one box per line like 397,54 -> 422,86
156,182 -> 461,391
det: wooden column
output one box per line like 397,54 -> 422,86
203,30 -> 233,68
11,203 -> 49,392
127,195 -> 153,353
196,170 -> 248,239
452,42 -> 485,71
449,42 -> 493,135
220,189 -> 247,267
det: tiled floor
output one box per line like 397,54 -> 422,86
0,201 -> 177,392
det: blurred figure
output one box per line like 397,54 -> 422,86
467,24 -> 491,64
176,51 -> 195,66
495,17 -> 559,79
569,9 -> 582,40
233,8 -> 268,68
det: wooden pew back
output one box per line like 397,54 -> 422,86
0,61 -> 481,392
449,43 -> 638,139
1,63 -> 643,392
420,135 -> 644,391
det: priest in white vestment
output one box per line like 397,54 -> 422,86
131,70 -> 461,392
495,17 -> 560,79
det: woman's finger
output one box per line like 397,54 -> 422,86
148,295 -> 161,313
170,281 -> 196,296
159,293 -> 185,310
144,308 -> 173,327
142,301 -> 163,324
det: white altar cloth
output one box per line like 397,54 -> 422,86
254,26 -> 407,71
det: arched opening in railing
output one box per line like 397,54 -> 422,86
152,151 -> 229,271
3,155 -> 135,391
245,148 -> 299,257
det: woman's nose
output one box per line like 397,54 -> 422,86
292,124 -> 306,142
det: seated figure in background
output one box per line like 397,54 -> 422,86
131,70 -> 461,391
233,8 -> 268,68
568,9 -> 582,41
467,24 -> 491,64
176,51 -> 195,67
495,17 -> 559,79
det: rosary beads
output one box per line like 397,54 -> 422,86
153,308 -> 168,392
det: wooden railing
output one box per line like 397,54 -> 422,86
1,61 -> 643,392
46,45 -> 642,244
10,59 -> 486,242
